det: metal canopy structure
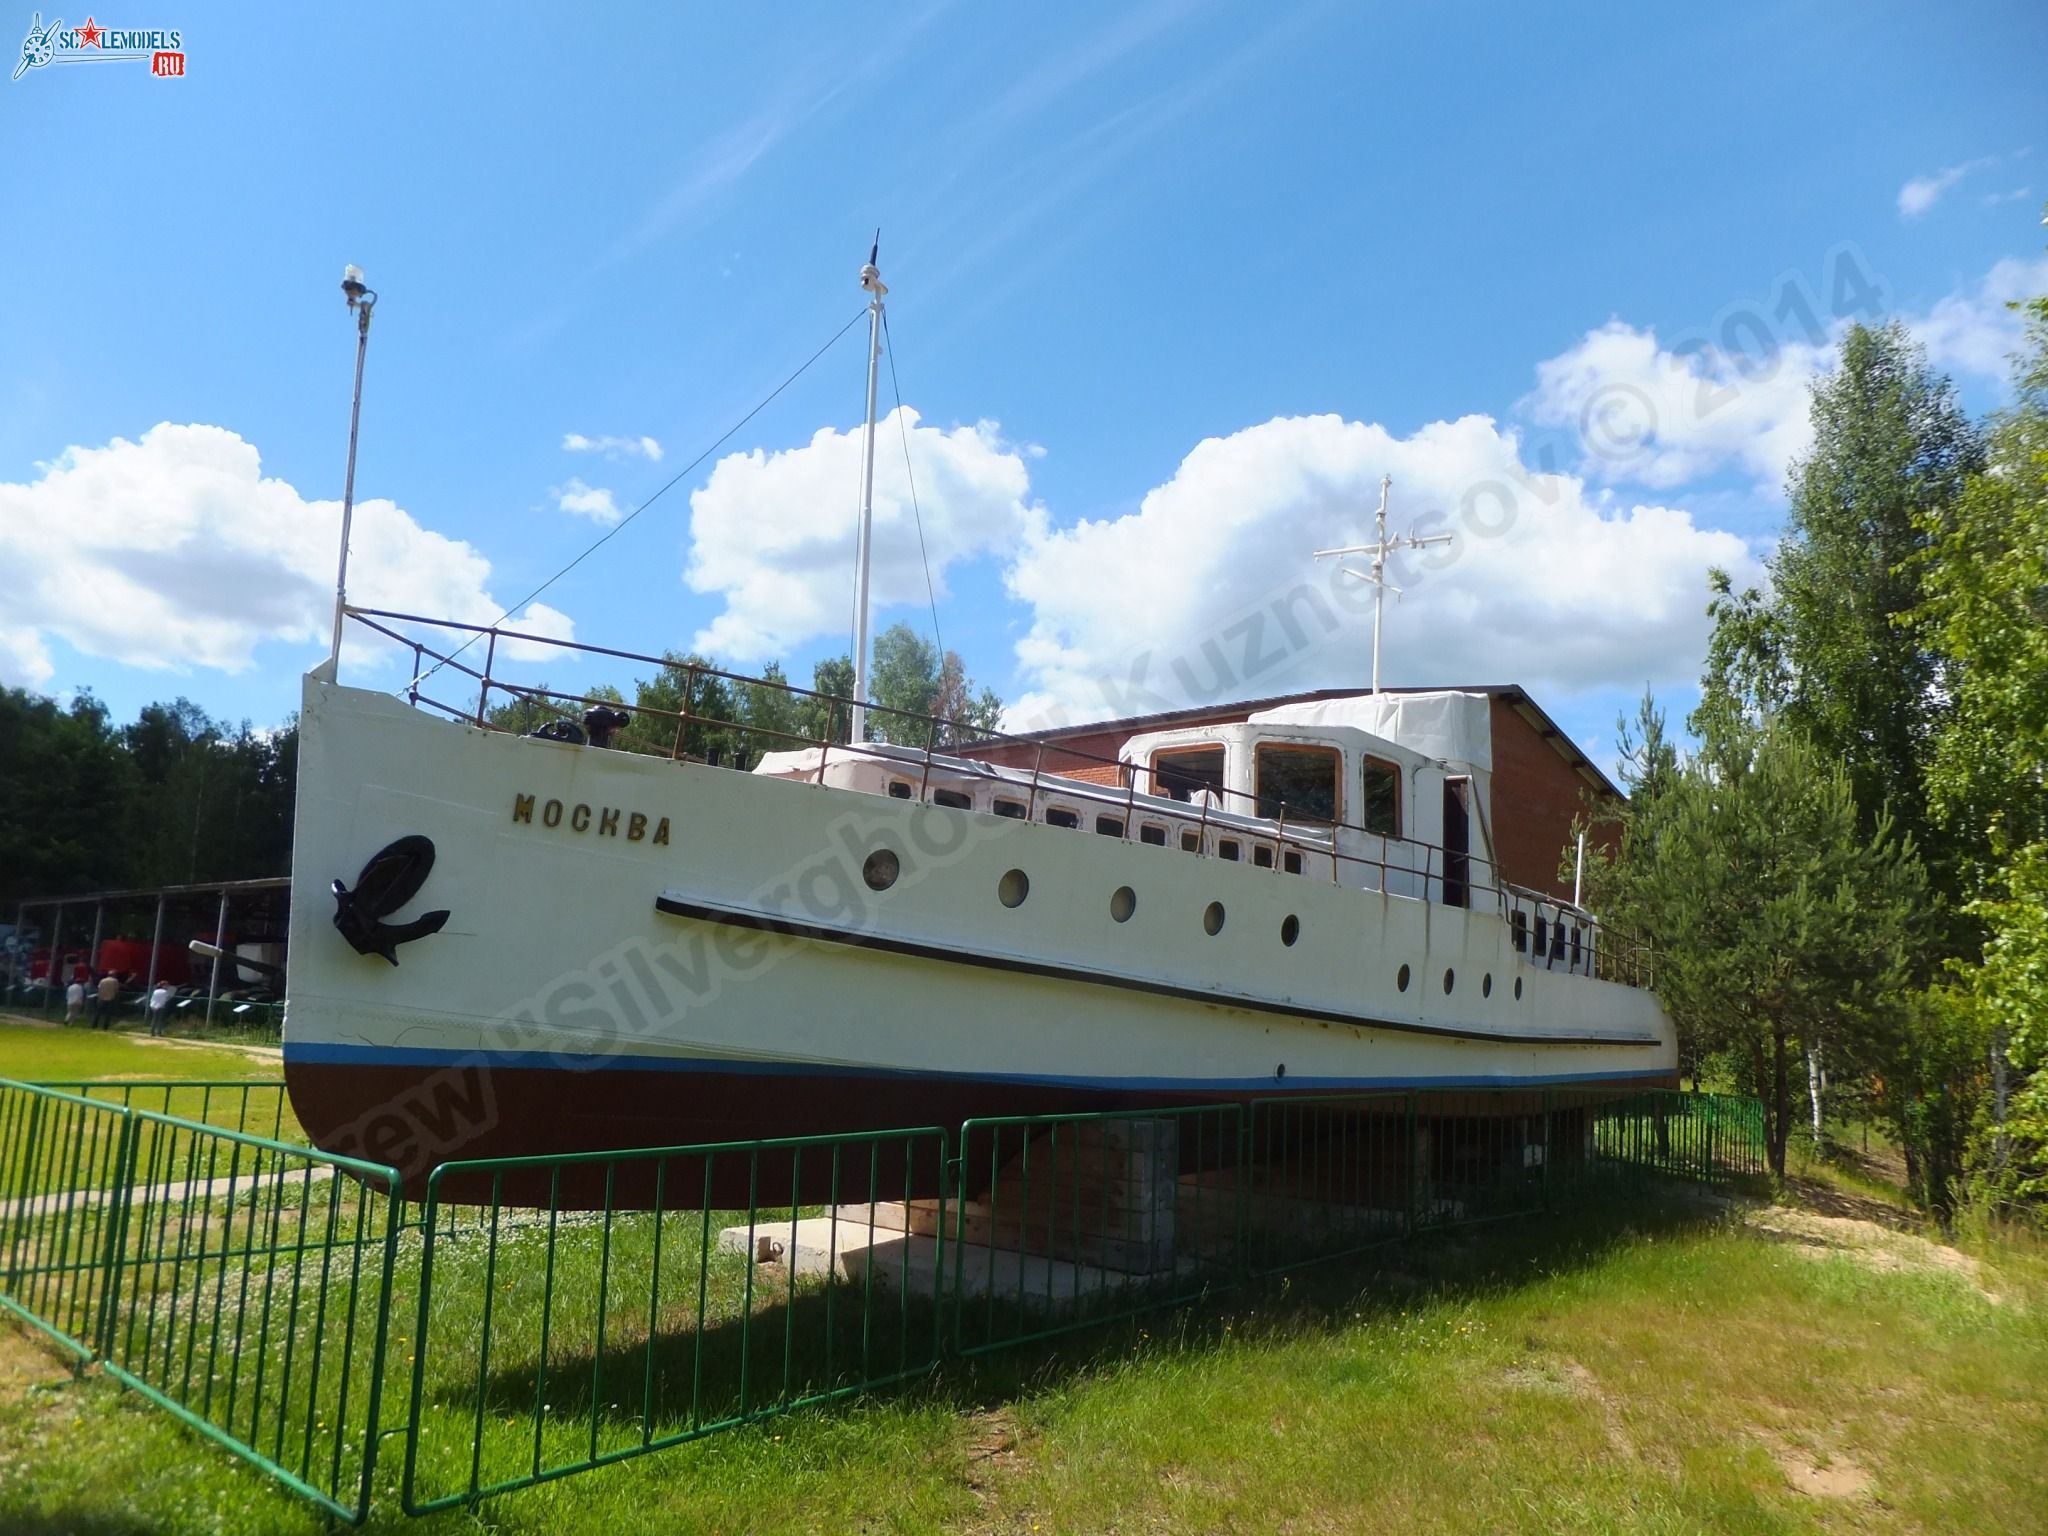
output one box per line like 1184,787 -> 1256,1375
5,875 -> 291,1030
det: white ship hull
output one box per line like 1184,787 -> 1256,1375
284,677 -> 1676,1195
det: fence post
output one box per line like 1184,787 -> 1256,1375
3,1094 -> 47,1290
1541,1088 -> 1552,1212
91,1108 -> 139,1358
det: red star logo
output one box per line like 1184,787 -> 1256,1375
76,17 -> 104,48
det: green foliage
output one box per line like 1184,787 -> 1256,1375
1697,321 -> 1983,894
1600,714 -> 1928,1177
799,655 -> 856,745
1912,294 -> 2048,872
1972,845 -> 2048,1198
1885,984 -> 1994,1218
0,688 -> 296,915
865,622 -> 1004,746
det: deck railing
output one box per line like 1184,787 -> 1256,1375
342,606 -> 1655,988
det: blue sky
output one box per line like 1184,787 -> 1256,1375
3,0 -> 2044,768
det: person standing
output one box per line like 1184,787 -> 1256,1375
64,976 -> 85,1024
147,981 -> 173,1037
94,972 -> 120,1030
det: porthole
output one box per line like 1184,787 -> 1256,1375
1482,972 -> 1493,998
1443,968 -> 1455,994
998,869 -> 1030,908
1110,886 -> 1137,923
861,849 -> 900,892
1514,977 -> 1524,1001
1203,901 -> 1226,936
1280,914 -> 1300,947
1397,963 -> 1411,992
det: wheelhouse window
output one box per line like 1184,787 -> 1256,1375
1095,815 -> 1125,838
888,781 -> 913,800
932,788 -> 972,810
1218,839 -> 1241,862
1180,830 -> 1201,852
1140,823 -> 1168,846
1256,743 -> 1341,824
1152,745 -> 1226,803
993,798 -> 1027,819
1283,849 -> 1303,874
1045,807 -> 1080,829
1511,910 -> 1529,952
1253,844 -> 1275,868
1361,757 -> 1401,837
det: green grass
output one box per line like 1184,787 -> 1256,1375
0,1018 -> 300,1197
3,1052 -> 2039,1533
0,1014 -> 283,1086
5,1189 -> 2045,1534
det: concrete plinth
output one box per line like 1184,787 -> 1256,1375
714,1211 -> 1186,1308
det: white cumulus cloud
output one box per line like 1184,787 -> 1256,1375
1001,413 -> 1759,730
0,423 -> 573,689
1912,254 -> 2048,379
553,477 -> 624,524
1521,320 -> 1832,491
685,407 -> 1043,662
1899,162 -> 1984,218
1520,253 -> 2048,494
562,432 -> 663,461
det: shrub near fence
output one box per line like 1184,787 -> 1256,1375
2,1080 -> 1769,1524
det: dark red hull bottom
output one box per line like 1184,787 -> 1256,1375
284,1056 -> 1678,1208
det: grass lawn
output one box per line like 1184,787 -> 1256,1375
4,1158 -> 2044,1533
0,1012 -> 282,1087
0,1040 -> 2037,1533
0,1015 -> 300,1194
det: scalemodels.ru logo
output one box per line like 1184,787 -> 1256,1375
13,12 -> 184,80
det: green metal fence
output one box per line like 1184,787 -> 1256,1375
33,1079 -> 299,1144
399,1125 -> 950,1515
1242,1091 -> 1413,1276
950,1105 -> 1243,1356
0,1078 -> 405,1525
0,1081 -> 136,1359
3,1078 -> 1768,1523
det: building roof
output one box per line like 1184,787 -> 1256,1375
1003,684 -> 1624,801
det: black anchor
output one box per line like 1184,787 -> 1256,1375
331,835 -> 451,966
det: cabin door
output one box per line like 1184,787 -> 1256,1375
1441,777 -> 1470,908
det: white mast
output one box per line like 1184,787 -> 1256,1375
1312,475 -> 1453,694
320,264 -> 377,683
849,236 -> 887,744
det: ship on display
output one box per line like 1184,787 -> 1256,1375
283,250 -> 1678,1197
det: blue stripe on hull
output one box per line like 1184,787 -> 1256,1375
283,1040 -> 1673,1095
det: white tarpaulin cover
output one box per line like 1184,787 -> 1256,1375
1248,691 -> 1494,771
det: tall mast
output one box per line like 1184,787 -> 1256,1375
322,264 -> 377,684
1312,475 -> 1453,694
849,236 -> 887,743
